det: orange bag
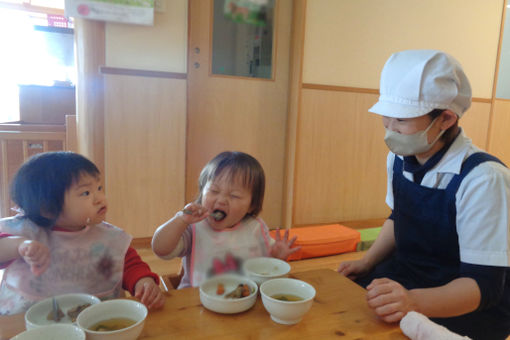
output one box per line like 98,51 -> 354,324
269,224 -> 361,261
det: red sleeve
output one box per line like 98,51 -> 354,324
122,247 -> 160,296
0,233 -> 15,269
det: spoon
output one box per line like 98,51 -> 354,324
51,297 -> 64,322
182,209 -> 225,221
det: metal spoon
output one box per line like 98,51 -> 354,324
51,297 -> 64,322
182,209 -> 225,221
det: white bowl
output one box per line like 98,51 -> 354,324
25,293 -> 100,329
76,299 -> 147,340
242,257 -> 291,286
199,274 -> 258,314
260,278 -> 316,325
12,324 -> 85,340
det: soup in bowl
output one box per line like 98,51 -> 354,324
260,278 -> 316,325
76,299 -> 147,340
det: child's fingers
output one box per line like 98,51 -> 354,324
144,286 -> 160,306
282,229 -> 290,241
287,235 -> 297,247
274,228 -> 281,241
148,291 -> 165,310
287,245 -> 301,255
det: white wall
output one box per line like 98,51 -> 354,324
105,0 -> 188,73
303,0 -> 503,99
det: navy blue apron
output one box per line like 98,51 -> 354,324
356,152 -> 510,340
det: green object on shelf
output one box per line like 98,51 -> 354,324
356,227 -> 382,251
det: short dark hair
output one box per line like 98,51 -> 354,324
10,151 -> 100,228
428,109 -> 459,142
196,151 -> 265,217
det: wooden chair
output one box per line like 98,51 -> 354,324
159,262 -> 184,291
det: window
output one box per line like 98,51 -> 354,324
0,1 -> 74,123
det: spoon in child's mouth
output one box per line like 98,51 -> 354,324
182,209 -> 226,221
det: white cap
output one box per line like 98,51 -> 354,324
368,50 -> 472,119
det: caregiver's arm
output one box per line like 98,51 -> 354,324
338,218 -> 396,278
409,277 -> 480,317
361,218 -> 396,268
367,276 -> 481,322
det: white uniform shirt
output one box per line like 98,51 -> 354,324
385,130 -> 510,267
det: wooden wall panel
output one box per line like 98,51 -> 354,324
459,101 -> 491,149
488,99 -> 510,165
294,89 -> 390,225
104,75 -> 186,238
186,0 -> 292,228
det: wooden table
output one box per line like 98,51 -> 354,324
0,269 -> 408,339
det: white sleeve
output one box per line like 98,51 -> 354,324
455,162 -> 510,266
385,152 -> 396,210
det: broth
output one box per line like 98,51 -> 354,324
271,294 -> 303,301
89,317 -> 136,332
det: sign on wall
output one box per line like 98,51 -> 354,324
65,0 -> 154,26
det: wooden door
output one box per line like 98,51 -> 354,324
187,0 -> 292,227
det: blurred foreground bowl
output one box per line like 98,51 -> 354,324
12,324 -> 85,340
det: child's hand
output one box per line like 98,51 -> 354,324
18,240 -> 50,276
178,203 -> 209,225
269,228 -> 301,260
134,277 -> 165,311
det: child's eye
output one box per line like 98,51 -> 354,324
231,194 -> 241,199
98,185 -> 103,191
81,191 -> 90,196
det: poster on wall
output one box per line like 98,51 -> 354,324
65,0 -> 154,26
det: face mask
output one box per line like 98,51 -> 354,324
384,117 -> 445,156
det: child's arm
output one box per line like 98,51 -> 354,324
123,247 -> 165,311
151,203 -> 209,258
0,235 -> 50,276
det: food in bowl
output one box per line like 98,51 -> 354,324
200,274 -> 258,314
224,283 -> 252,298
76,299 -> 147,340
242,257 -> 291,285
88,317 -> 137,331
271,294 -> 304,301
260,278 -> 316,325
25,293 -> 100,329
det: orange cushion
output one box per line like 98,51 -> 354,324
269,224 -> 361,261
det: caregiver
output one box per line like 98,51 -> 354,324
338,50 -> 510,340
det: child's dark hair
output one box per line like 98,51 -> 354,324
197,151 -> 265,217
10,151 -> 100,228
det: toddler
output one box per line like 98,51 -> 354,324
152,151 -> 300,288
0,152 -> 165,315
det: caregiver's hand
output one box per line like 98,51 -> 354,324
337,258 -> 372,280
366,278 -> 417,323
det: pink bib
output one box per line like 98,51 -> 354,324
189,217 -> 271,287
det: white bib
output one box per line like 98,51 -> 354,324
0,218 -> 131,313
